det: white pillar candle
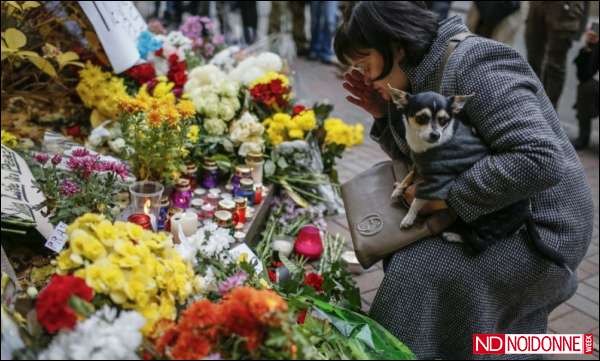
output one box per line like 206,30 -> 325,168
171,211 -> 198,243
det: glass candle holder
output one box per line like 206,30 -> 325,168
202,158 -> 219,189
294,225 -> 323,260
246,152 -> 264,184
171,178 -> 193,210
128,181 -> 164,231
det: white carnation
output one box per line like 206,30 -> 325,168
37,307 -> 145,360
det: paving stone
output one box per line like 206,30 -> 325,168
355,269 -> 385,293
576,283 -> 600,303
549,311 -> 598,334
584,275 -> 599,290
566,293 -> 600,320
549,303 -> 574,321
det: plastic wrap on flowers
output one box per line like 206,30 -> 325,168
306,297 -> 416,360
271,139 -> 344,215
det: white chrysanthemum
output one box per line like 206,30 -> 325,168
256,52 -> 283,72
204,118 -> 227,136
37,307 -> 145,360
187,65 -> 227,87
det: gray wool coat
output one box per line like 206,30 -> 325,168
368,16 -> 594,360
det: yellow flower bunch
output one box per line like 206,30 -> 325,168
324,118 -> 364,148
1,129 -> 18,148
263,110 -> 317,145
76,62 -> 129,123
118,80 -> 195,129
56,213 -> 194,336
249,71 -> 290,88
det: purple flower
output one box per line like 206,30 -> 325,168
217,272 -> 248,296
67,155 -> 99,179
204,43 -> 215,57
34,153 -> 50,164
180,16 -> 202,39
212,34 -> 225,46
71,148 -> 90,158
203,354 -> 222,360
51,154 -> 63,166
60,179 -> 80,197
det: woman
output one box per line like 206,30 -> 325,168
335,2 -> 594,359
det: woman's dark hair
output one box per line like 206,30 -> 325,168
334,1 -> 439,80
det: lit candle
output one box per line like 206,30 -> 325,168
143,199 -> 157,231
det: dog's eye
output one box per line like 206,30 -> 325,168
416,114 -> 429,125
438,116 -> 449,126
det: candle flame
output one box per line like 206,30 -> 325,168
143,199 -> 151,215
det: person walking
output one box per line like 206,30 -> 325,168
525,1 -> 588,109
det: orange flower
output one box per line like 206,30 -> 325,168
118,96 -> 148,113
147,109 -> 162,127
155,287 -> 291,358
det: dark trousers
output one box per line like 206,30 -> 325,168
239,1 -> 258,45
575,78 -> 599,145
525,1 -> 585,108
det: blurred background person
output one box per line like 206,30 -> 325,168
238,1 -> 258,45
269,1 -> 309,56
526,1 -> 589,109
309,1 -> 339,64
466,1 -> 525,45
572,26 -> 599,150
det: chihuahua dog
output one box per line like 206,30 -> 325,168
388,84 -> 477,229
387,84 -> 565,266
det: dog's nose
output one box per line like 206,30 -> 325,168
429,132 -> 440,142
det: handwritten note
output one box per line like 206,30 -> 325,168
78,1 -> 147,73
1,145 -> 53,239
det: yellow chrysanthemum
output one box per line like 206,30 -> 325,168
1,129 -> 18,148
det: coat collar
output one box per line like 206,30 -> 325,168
399,16 -> 470,93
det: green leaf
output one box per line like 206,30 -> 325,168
4,28 -> 27,49
23,53 -> 57,77
264,159 -> 276,177
276,157 -> 288,169
279,253 -> 303,276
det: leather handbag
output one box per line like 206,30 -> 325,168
341,160 -> 456,268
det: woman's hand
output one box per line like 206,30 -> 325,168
343,69 -> 386,118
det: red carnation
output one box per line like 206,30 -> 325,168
293,104 -> 306,115
154,48 -> 164,57
127,63 -> 156,85
268,269 -> 277,283
36,275 -> 94,333
303,272 -> 324,292
168,53 -> 180,66
169,69 -> 187,88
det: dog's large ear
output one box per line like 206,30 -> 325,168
388,83 -> 411,109
448,93 -> 475,114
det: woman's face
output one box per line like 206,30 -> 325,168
348,48 -> 409,101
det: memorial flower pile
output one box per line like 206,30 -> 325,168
262,109 -> 317,146
249,71 -> 291,113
